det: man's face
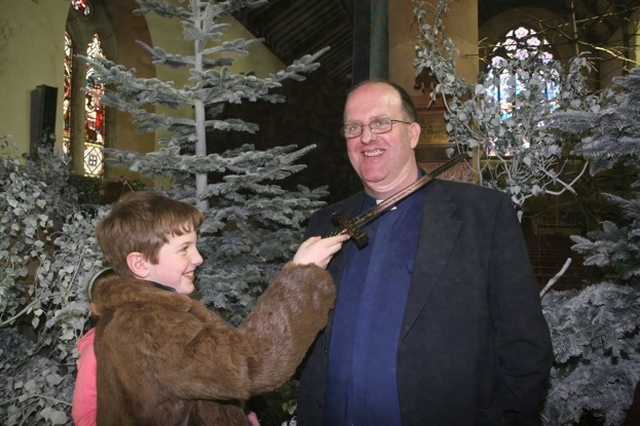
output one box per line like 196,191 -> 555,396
343,82 -> 421,199
144,230 -> 203,294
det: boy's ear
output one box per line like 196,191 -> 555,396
89,302 -> 100,316
126,252 -> 149,278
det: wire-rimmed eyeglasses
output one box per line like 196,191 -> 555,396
341,118 -> 413,139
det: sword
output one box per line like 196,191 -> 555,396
326,152 -> 470,248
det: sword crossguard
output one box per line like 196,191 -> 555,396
329,211 -> 369,248
323,151 -> 470,250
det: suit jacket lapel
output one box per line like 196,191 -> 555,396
401,181 -> 462,340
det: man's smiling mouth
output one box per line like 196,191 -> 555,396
363,149 -> 384,157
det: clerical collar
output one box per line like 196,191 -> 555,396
369,169 -> 427,208
376,198 -> 394,210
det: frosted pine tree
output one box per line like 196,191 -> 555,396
82,0 -> 330,323
540,68 -> 640,425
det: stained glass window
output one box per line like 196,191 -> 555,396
71,0 -> 91,16
485,26 -> 558,153
84,33 -> 106,177
487,26 -> 558,118
63,32 -> 72,155
63,32 -> 106,177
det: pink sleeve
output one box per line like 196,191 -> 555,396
72,328 -> 97,426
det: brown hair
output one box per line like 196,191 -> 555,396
96,191 -> 204,277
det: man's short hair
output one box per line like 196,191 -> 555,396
96,191 -> 204,277
349,80 -> 419,122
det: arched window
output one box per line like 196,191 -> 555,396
71,0 -> 91,16
487,26 -> 559,122
83,34 -> 106,177
485,26 -> 559,153
63,31 -> 106,177
65,0 -> 110,177
63,32 -> 73,155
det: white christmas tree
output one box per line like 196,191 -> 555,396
83,0 -> 330,323
540,68 -> 640,426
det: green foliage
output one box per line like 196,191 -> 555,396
0,136 -> 108,425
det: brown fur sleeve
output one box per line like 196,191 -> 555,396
136,263 -> 334,401
238,262 -> 336,394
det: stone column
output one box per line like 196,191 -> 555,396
353,0 -> 390,84
370,0 -> 389,79
388,0 -> 478,180
388,0 -> 478,96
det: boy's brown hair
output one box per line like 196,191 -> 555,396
96,191 -> 204,277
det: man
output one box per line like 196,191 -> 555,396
296,80 -> 553,425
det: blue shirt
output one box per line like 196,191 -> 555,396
324,187 -> 425,426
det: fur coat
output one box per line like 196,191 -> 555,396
91,262 -> 335,426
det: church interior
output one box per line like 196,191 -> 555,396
1,0 -> 639,290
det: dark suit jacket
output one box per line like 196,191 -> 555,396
624,379 -> 640,426
297,179 -> 553,426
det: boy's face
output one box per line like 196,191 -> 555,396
144,230 -> 203,294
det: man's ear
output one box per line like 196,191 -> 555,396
409,121 -> 421,149
126,252 -> 149,278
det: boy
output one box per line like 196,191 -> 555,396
73,191 -> 346,426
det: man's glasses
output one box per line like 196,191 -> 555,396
341,118 -> 413,139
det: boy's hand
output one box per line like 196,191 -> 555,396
292,234 -> 349,269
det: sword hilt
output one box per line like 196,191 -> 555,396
324,151 -> 469,249
329,211 -> 369,248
